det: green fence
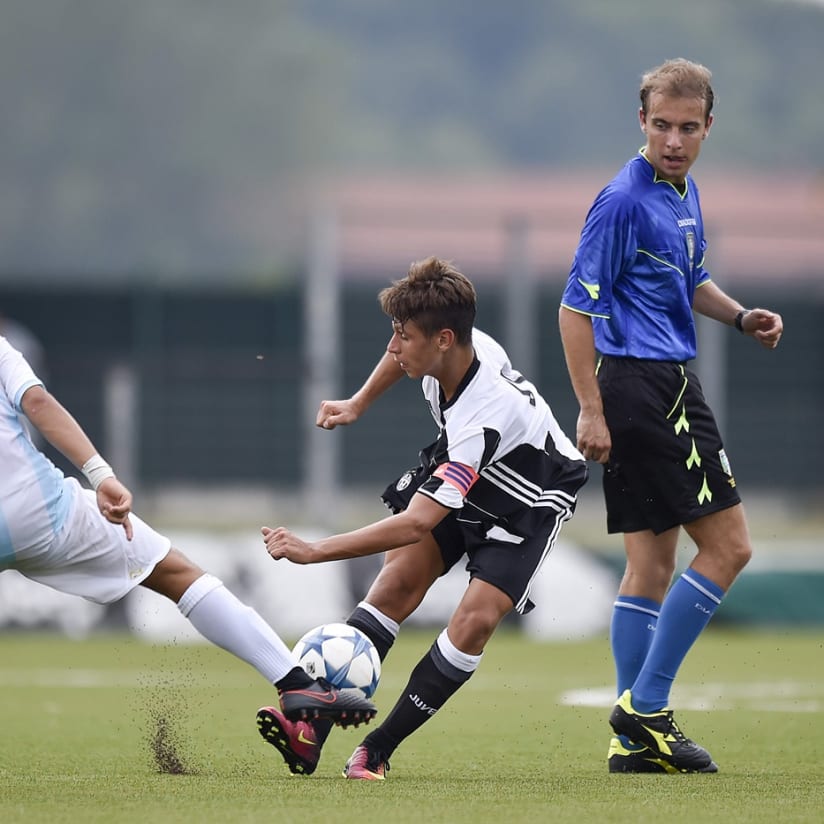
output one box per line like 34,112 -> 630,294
1,279 -> 820,492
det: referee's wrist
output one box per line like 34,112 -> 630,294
734,309 -> 750,334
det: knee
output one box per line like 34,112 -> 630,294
142,547 -> 203,600
710,532 -> 753,576
727,539 -> 752,576
366,573 -> 429,623
449,606 -> 504,652
159,547 -> 203,578
692,537 -> 752,590
621,559 -> 676,600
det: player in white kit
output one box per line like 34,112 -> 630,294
0,333 -> 376,738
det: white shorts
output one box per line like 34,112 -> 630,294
11,479 -> 171,605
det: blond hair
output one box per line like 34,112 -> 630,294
640,58 -> 714,123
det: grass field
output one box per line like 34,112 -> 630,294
1,627 -> 822,823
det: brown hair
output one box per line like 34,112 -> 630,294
378,257 -> 476,345
640,58 -> 715,123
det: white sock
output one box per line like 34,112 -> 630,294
178,573 -> 297,685
436,628 -> 483,673
358,600 -> 400,638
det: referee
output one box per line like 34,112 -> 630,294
558,58 -> 783,774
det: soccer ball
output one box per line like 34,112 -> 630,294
292,622 -> 381,698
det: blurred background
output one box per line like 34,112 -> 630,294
2,0 -> 823,639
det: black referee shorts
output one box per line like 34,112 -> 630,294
597,356 -> 741,535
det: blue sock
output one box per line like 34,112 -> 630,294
611,596 -> 660,748
631,569 -> 724,713
610,596 -> 661,696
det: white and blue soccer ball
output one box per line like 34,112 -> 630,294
292,622 -> 381,699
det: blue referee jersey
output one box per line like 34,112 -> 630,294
560,150 -> 711,362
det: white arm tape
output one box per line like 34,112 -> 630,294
81,454 -> 115,490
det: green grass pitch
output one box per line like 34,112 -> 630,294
1,627 -> 822,823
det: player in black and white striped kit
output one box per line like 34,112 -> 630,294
258,256 -> 588,780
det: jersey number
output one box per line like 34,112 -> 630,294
502,373 -> 536,406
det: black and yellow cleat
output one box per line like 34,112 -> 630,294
609,690 -> 718,773
608,736 -> 675,773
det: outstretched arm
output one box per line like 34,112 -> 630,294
693,281 -> 783,349
21,385 -> 134,538
316,350 -> 405,429
262,492 -> 448,564
558,306 -> 611,463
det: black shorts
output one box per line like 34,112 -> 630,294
427,504 -> 579,614
597,356 -> 741,535
382,449 -> 586,614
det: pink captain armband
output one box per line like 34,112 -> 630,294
433,462 -> 479,496
81,454 -> 116,490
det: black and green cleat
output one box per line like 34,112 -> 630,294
609,690 -> 718,773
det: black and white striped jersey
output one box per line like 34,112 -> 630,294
415,328 -> 586,537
